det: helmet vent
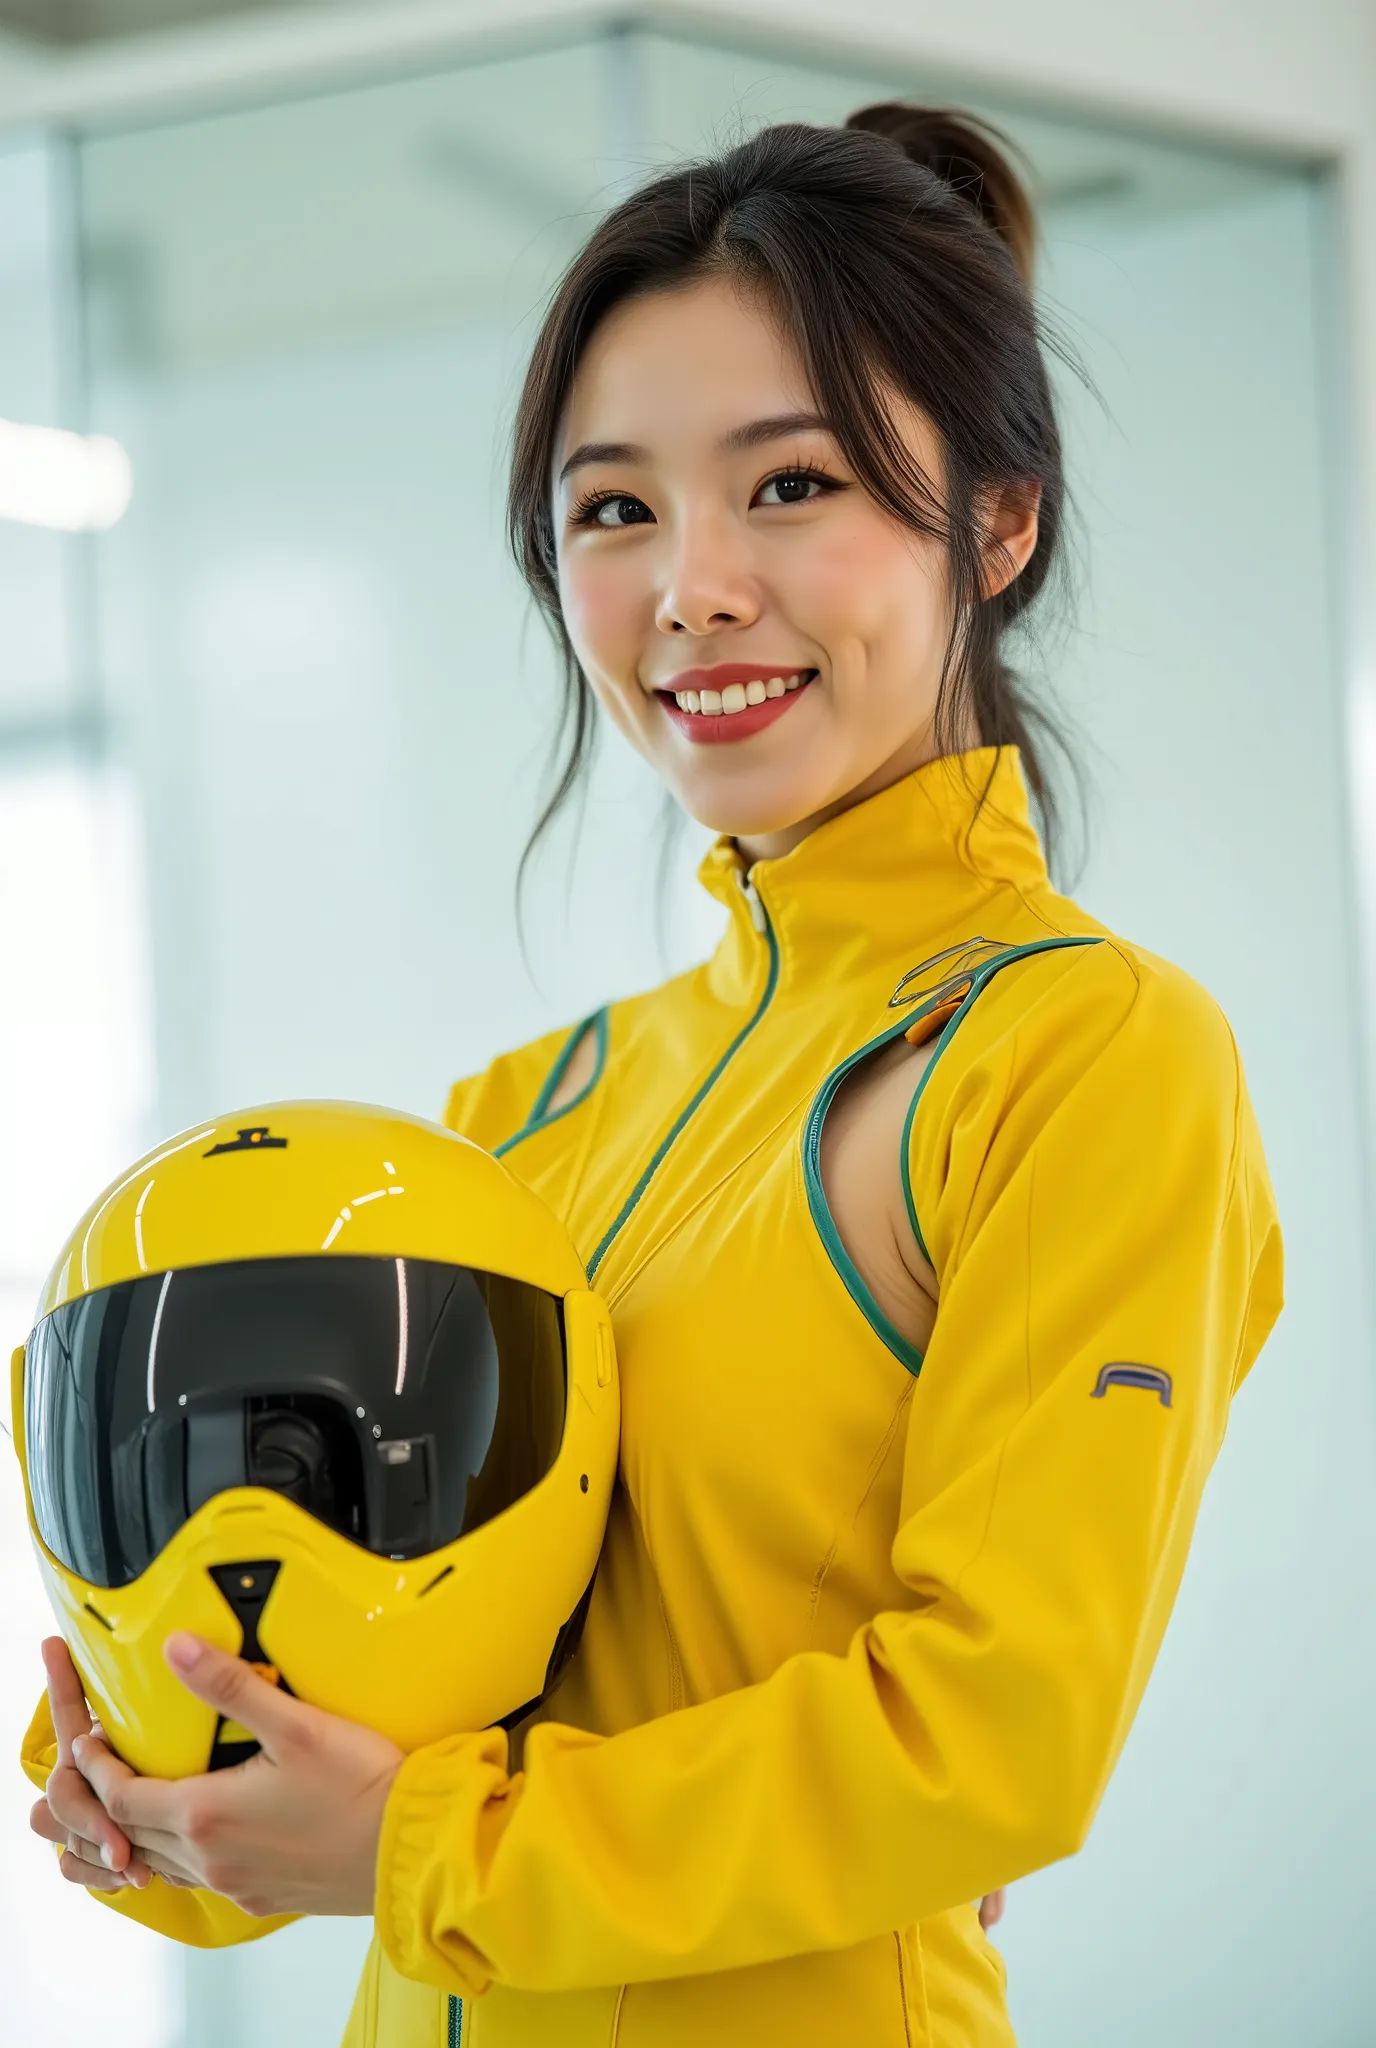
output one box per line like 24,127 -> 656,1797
205,1559 -> 290,1771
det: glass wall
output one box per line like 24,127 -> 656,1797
2,26 -> 1369,2047
0,133 -> 167,2048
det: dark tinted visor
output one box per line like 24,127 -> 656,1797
24,1255 -> 566,1590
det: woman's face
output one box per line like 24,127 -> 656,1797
553,275 -> 1037,859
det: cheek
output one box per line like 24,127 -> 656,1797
782,518 -> 947,659
558,550 -> 646,678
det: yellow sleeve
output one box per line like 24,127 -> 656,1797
20,1693 -> 294,1948
370,946 -> 1274,1997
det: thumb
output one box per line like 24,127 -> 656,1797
163,1633 -> 304,1757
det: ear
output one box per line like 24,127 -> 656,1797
978,479 -> 1042,600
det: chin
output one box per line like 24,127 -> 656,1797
669,760 -> 838,843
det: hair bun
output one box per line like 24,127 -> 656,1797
845,103 -> 1036,285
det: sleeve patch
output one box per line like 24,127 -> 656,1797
1090,1363 -> 1174,1409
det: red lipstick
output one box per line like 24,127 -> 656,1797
655,664 -> 816,746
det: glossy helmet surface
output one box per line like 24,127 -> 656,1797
11,1102 -> 618,1777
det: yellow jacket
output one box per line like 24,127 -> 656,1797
23,747 -> 1283,2048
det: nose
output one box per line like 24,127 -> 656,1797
654,509 -> 762,638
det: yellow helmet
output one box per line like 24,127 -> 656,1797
10,1102 -> 618,1778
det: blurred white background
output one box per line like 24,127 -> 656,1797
1,7 -> 1374,2045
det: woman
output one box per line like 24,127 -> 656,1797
27,106 -> 1282,2047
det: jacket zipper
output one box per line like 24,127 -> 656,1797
447,1994 -> 463,2045
739,866 -> 767,933
586,865 -> 779,1283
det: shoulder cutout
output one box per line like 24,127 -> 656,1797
493,1008 -> 610,1159
814,1033 -> 941,1370
545,1025 -> 600,1116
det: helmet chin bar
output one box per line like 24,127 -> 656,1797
200,1553 -> 600,1766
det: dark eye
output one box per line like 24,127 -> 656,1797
756,471 -> 834,508
578,493 -> 654,529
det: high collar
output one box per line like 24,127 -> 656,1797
697,746 -> 1049,1008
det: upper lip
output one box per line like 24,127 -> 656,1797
656,662 -> 816,695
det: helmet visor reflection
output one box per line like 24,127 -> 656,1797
24,1255 -> 566,1590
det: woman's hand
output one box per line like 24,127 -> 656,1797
31,1636 -> 154,1891
38,1627 -> 1009,1934
35,1633 -> 403,1917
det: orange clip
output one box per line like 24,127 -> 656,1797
904,983 -> 971,1046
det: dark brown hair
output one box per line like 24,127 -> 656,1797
509,103 -> 1077,873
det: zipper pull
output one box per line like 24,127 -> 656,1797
739,867 -> 767,934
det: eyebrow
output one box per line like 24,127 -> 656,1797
556,410 -> 833,485
721,409 -> 833,452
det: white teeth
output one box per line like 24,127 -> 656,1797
669,673 -> 811,715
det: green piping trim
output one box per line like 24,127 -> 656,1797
802,934 -> 1104,1370
898,936 -> 1103,1266
802,1014 -> 926,1375
898,1079 -> 930,1264
494,1008 -> 609,1159
587,914 -> 781,1283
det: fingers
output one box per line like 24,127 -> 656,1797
979,1888 -> 1007,1930
33,1797 -> 153,1889
58,1847 -> 135,1892
31,1794 -> 85,1851
41,1636 -> 92,1763
31,1810 -> 134,1884
57,1845 -> 172,1890
163,1633 -> 309,1758
42,1758 -> 134,1872
33,1800 -> 100,1862
71,1732 -> 183,1835
118,1817 -> 200,1858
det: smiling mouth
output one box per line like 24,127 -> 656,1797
666,671 -> 814,718
656,668 -> 818,746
